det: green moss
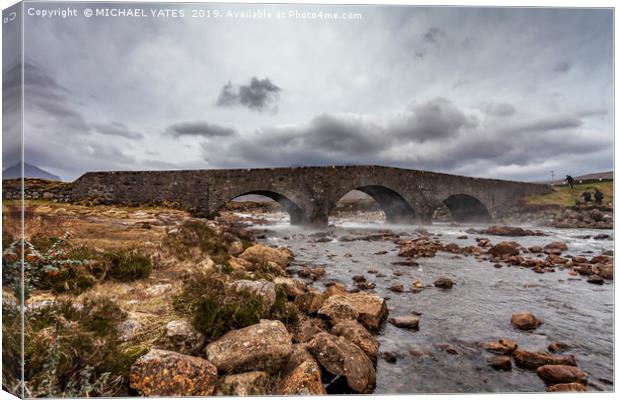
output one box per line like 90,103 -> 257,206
174,272 -> 299,342
105,249 -> 151,282
270,286 -> 299,327
162,221 -> 231,266
193,293 -> 264,341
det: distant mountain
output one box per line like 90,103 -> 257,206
2,162 -> 61,181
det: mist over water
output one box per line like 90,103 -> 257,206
231,211 -> 614,393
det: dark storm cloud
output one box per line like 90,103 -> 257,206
216,77 -> 281,112
391,98 -> 477,142
501,114 -> 582,135
19,61 -> 149,179
423,27 -> 444,43
553,61 -> 572,73
93,122 -> 144,140
200,98 -> 609,177
23,61 -> 91,132
164,121 -> 237,138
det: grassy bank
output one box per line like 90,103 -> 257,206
526,181 -> 613,208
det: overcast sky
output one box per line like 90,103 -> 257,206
3,3 -> 613,182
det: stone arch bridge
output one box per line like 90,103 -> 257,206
72,165 -> 551,226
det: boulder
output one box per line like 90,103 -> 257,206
477,225 -> 544,237
219,371 -> 269,396
487,355 -> 511,371
590,255 -> 612,264
274,277 -> 306,298
434,277 -> 454,289
229,279 -> 276,309
286,343 -> 316,369
598,265 -> 613,280
398,237 -> 442,258
546,383 -> 587,392
239,244 -> 292,269
323,283 -> 348,298
483,339 -> 518,355
307,332 -> 376,393
162,319 -> 206,355
547,342 -> 569,353
298,266 -> 326,281
318,296 -> 359,325
388,283 -> 405,293
293,317 -> 329,343
512,349 -> 576,369
294,289 -> 325,314
510,312 -> 541,330
537,365 -> 588,385
205,319 -> 293,373
489,241 -> 520,258
528,245 -> 543,253
341,292 -> 389,331
228,240 -> 244,256
331,320 -> 379,359
544,241 -> 568,252
587,275 -> 604,285
130,349 -> 218,396
276,360 -> 326,395
229,256 -> 254,271
388,315 -> 420,330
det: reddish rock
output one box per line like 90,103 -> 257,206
323,283 -> 348,298
598,265 -> 613,280
510,312 -> 541,330
488,355 -> 512,371
546,383 -> 587,392
537,364 -> 588,385
483,339 -> 518,355
512,349 -> 577,369
276,360 -> 326,395
548,342 -> 569,353
489,241 -> 520,258
130,349 -> 218,396
331,320 -> 379,359
205,320 -> 293,373
294,289 -> 324,314
388,284 -> 405,293
293,317 -> 329,343
590,255 -> 612,264
239,244 -> 292,270
388,315 -> 420,330
307,332 -> 376,393
544,241 -> 568,253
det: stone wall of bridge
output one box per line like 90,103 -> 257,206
71,165 -> 552,225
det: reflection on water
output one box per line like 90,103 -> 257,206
236,211 -> 614,393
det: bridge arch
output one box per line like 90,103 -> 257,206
437,194 -> 492,223
329,185 -> 417,224
221,190 -> 308,225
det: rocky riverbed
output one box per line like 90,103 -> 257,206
225,210 -> 614,393
2,201 -> 613,396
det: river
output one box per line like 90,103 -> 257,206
226,211 -> 614,394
